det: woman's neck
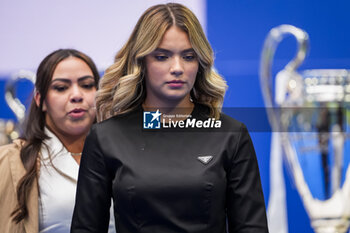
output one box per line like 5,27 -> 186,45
142,99 -> 194,122
59,135 -> 85,165
60,135 -> 85,154
143,97 -> 194,122
46,126 -> 86,164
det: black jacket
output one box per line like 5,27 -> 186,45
71,104 -> 268,233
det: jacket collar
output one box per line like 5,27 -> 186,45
40,128 -> 79,182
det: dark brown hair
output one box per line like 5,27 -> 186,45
11,49 -> 100,223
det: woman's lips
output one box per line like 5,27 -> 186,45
68,108 -> 87,118
166,80 -> 185,88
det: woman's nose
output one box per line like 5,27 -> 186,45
70,85 -> 83,103
170,57 -> 184,77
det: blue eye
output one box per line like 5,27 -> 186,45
183,53 -> 196,61
183,55 -> 195,61
154,55 -> 168,61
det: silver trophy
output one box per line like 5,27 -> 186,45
0,70 -> 35,145
260,24 -> 350,233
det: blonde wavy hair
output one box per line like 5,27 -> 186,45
96,3 -> 227,121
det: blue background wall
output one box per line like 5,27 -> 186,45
206,0 -> 350,232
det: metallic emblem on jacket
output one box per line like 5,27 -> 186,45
260,24 -> 350,233
197,155 -> 213,164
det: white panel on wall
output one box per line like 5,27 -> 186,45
0,0 -> 206,76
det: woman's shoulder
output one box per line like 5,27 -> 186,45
189,103 -> 245,133
0,139 -> 25,161
220,112 -> 245,128
0,139 -> 26,184
94,107 -> 142,130
217,112 -> 246,134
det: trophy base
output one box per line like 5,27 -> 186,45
312,218 -> 350,233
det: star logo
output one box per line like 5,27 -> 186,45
151,109 -> 162,122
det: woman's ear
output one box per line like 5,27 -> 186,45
34,91 -> 46,111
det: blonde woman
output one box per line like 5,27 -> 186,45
72,3 -> 268,233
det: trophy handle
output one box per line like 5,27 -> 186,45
5,70 -> 36,123
259,24 -> 309,130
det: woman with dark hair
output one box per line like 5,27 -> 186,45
0,49 -> 114,233
71,3 -> 268,233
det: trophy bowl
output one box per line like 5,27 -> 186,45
260,25 -> 350,233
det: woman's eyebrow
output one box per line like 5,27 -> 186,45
77,75 -> 95,82
181,48 -> 195,53
50,75 -> 94,84
154,48 -> 195,54
50,78 -> 71,84
154,48 -> 171,53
